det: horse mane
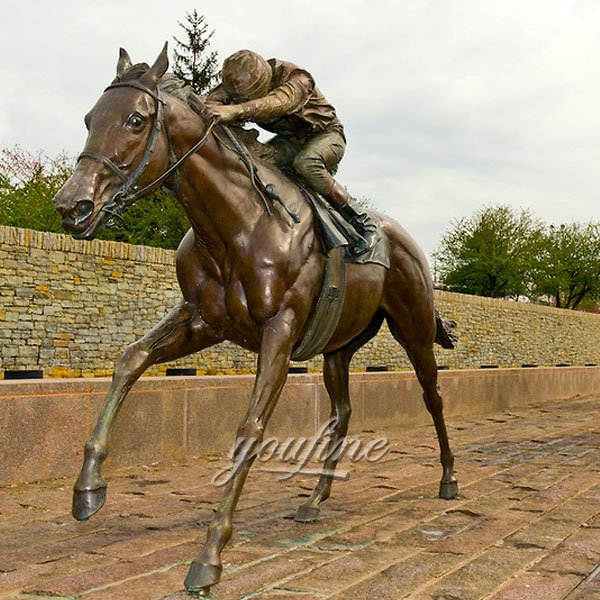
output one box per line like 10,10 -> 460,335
116,62 -> 151,82
159,73 -> 277,165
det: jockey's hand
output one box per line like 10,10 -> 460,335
206,104 -> 245,125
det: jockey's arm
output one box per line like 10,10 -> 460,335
208,73 -> 313,125
240,77 -> 312,121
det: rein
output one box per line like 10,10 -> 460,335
78,81 -> 215,223
216,126 -> 300,225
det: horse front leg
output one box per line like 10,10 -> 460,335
184,308 -> 297,595
73,300 -> 223,521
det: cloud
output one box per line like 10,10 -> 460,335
1,0 -> 599,258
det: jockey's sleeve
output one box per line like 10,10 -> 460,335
239,72 -> 314,122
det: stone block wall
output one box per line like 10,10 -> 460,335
354,290 -> 600,371
1,225 -> 599,377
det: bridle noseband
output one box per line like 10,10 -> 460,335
77,80 -> 215,224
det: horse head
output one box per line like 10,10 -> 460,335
54,44 -> 171,239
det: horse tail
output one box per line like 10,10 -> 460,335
434,309 -> 457,349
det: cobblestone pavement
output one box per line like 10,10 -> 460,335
1,395 -> 599,600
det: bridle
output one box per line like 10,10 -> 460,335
77,80 -> 215,224
77,78 -> 298,234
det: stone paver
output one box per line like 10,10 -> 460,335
0,395 -> 599,599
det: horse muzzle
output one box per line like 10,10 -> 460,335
56,197 -> 96,235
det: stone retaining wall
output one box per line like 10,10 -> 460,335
1,225 -> 600,377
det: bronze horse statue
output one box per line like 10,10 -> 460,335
54,45 -> 458,595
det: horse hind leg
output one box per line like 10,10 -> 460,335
387,316 -> 458,499
295,312 -> 384,522
73,300 -> 222,521
294,350 -> 351,522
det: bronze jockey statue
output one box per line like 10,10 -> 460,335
204,49 -> 378,255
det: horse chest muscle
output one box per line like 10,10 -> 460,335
180,258 -> 282,349
178,228 -> 304,346
224,256 -> 285,326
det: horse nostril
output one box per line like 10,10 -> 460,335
55,200 -> 71,218
71,200 -> 95,225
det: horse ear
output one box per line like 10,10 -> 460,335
141,42 -> 169,86
116,48 -> 133,78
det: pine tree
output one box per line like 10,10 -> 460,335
172,10 -> 220,95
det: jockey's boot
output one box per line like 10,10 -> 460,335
325,182 -> 379,256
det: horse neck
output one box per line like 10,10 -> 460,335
164,95 -> 267,249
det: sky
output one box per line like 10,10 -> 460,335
1,0 -> 599,258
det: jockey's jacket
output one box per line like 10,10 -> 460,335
207,59 -> 343,143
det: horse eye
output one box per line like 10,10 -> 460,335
127,113 -> 145,128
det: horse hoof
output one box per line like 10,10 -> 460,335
72,486 -> 107,521
439,479 -> 458,500
184,561 -> 222,593
294,503 -> 320,522
189,587 -> 211,597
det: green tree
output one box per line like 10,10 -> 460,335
172,10 -> 220,94
98,190 -> 190,249
531,222 -> 600,309
0,145 -> 190,251
434,204 -> 544,298
0,145 -> 70,233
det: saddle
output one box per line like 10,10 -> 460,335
221,125 -> 389,361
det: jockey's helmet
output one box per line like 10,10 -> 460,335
222,50 -> 272,101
